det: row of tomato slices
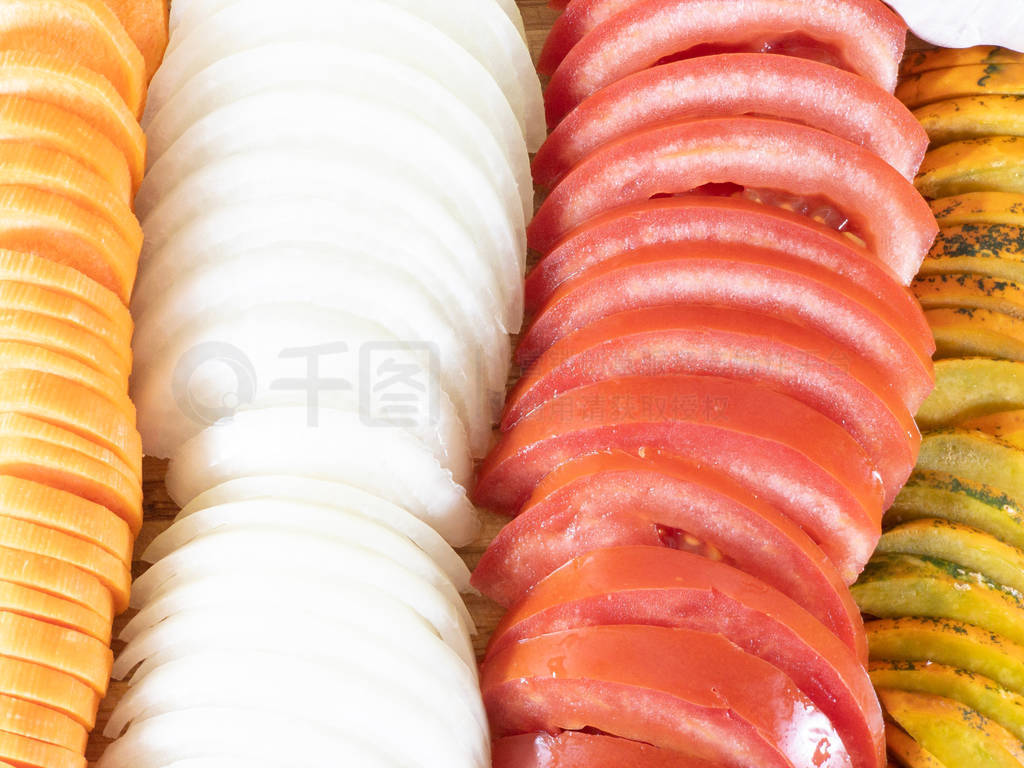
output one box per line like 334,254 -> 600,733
471,1 -> 941,767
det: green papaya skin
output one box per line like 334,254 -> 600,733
917,358 -> 1024,430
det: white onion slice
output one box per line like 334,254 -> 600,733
143,43 -> 531,218
178,475 -> 471,591
104,652 -> 486,767
887,1 -> 1024,51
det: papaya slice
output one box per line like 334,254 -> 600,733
0,546 -> 110,622
100,0 -> 167,82
916,96 -> 1024,147
960,409 -> 1024,446
887,470 -> 1024,553
898,64 -> 1024,110
868,618 -> 1024,700
0,579 -> 109,643
877,519 -> 1024,595
886,725 -> 948,768
922,224 -> 1024,283
0,610 -> 110,694
917,137 -> 1024,198
926,307 -> 1024,360
917,359 -> 1024,429
879,689 -> 1024,768
872,661 -> 1024,743
0,96 -> 130,201
914,273 -> 1024,319
0,476 -> 130,566
0,692 -> 87,753
917,429 -> 1024,510
0,729 -> 85,768
0,370 -> 140,477
853,552 -> 1024,646
902,47 -> 1024,78
0,51 -> 144,189
0,657 -> 98,729
932,192 -> 1024,229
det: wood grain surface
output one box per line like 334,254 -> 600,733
85,1 -> 559,761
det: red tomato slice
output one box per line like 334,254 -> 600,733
533,53 -> 927,188
493,732 -> 716,767
542,0 -> 907,122
517,245 -> 934,413
527,117 -> 938,285
481,624 -> 854,768
505,306 -> 918,504
488,546 -> 883,768
473,374 -> 883,582
472,448 -> 866,654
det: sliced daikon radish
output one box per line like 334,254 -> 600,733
104,652 -> 486,767
140,500 -> 469,624
143,42 -> 531,219
177,476 -> 471,591
97,708 -> 398,768
130,299 -> 487,464
492,0 -> 528,40
887,0 -> 1024,50
163,406 -> 480,545
128,525 -> 476,662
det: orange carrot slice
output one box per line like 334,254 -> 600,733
0,693 -> 87,753
0,144 -> 140,253
100,0 -> 167,82
0,51 -> 145,189
0,579 -> 110,643
0,309 -> 130,385
0,251 -> 132,342
0,515 -> 129,613
0,0 -> 144,117
0,96 -> 131,202
0,342 -> 131,420
0,611 -> 111,694
0,477 -> 131,567
0,728 -> 86,768
0,657 -> 98,729
0,547 -> 111,622
0,436 -> 142,533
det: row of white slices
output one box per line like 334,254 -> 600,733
98,0 -> 542,765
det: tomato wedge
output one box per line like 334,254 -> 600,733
505,306 -> 918,504
528,117 -> 937,284
473,449 -> 865,653
474,375 -> 883,582
534,53 -> 926,188
542,0 -> 907,123
481,624 -> 853,768
517,245 -> 934,413
488,546 -> 882,768
493,732 -> 716,767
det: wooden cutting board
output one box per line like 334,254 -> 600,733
85,2 -> 558,761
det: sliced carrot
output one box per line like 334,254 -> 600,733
0,96 -> 130,201
0,515 -> 129,613
0,611 -> 111,694
0,380 -> 141,480
0,309 -> 130,386
0,144 -> 140,253
0,580 -> 110,644
0,436 -> 141,534
0,51 -> 145,189
0,0 -> 144,117
0,547 -> 111,622
100,0 -> 167,82
0,251 -> 132,342
0,728 -> 85,768
0,342 -> 132,420
0,693 -> 87,753
0,477 -> 130,567
0,657 -> 98,729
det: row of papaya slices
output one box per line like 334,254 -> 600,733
0,1 -> 166,766
471,1 -> 937,767
843,44 -> 1024,767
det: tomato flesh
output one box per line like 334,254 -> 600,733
493,732 -> 715,767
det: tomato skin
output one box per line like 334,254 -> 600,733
487,546 -> 883,768
533,54 -> 927,187
473,374 -> 882,583
527,117 -> 937,285
542,0 -> 906,123
481,624 -> 854,768
517,245 -> 934,413
493,732 -> 717,767
505,305 -> 918,504
472,449 -> 866,657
